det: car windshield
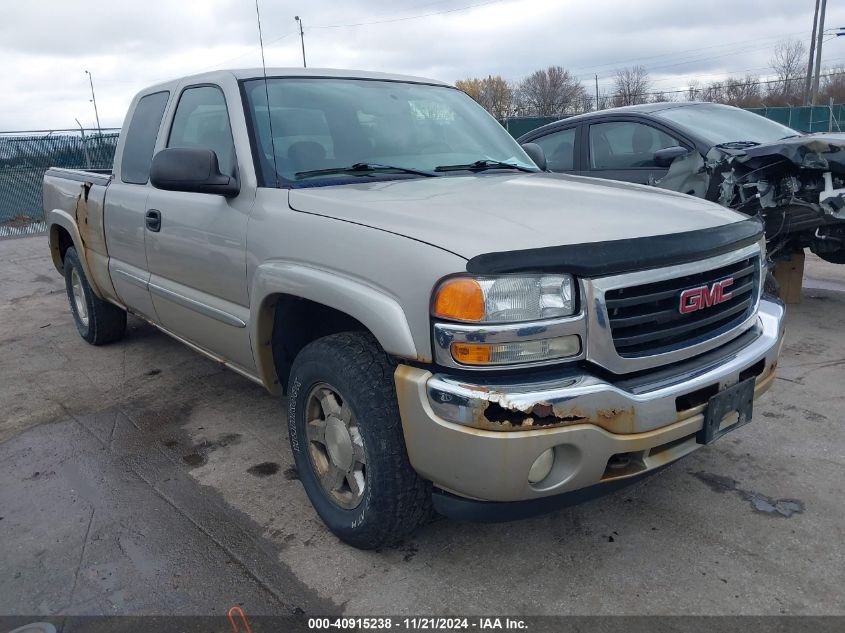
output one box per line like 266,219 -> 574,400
242,77 -> 537,185
653,103 -> 800,146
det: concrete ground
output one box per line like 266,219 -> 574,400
1,235 -> 843,616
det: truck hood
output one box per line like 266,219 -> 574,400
288,173 -> 745,260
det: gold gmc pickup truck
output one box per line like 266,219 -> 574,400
44,68 -> 784,549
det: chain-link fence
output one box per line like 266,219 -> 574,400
745,105 -> 843,133
0,129 -> 119,238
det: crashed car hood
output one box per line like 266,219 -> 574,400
287,173 -> 744,260
712,134 -> 845,172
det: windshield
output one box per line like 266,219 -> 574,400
653,103 -> 800,146
242,77 -> 537,185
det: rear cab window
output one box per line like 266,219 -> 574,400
120,91 -> 170,184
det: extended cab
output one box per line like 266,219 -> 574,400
44,69 -> 784,549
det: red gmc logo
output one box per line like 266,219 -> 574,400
679,278 -> 734,314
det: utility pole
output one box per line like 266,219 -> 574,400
294,16 -> 306,68
84,70 -> 102,136
804,0 -> 821,104
595,74 -> 599,111
811,0 -> 827,105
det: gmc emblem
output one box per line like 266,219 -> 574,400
679,278 -> 734,314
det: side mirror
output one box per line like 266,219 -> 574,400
150,148 -> 239,197
520,142 -> 547,171
653,145 -> 690,168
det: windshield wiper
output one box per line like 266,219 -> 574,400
294,163 -> 437,179
434,159 -> 535,173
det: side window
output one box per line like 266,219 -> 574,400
121,91 -> 170,184
533,128 -> 576,172
589,121 -> 681,170
168,86 -> 236,177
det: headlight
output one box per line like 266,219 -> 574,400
432,274 -> 576,323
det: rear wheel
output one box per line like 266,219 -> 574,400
63,247 -> 126,345
287,331 -> 431,549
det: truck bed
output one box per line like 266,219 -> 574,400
43,167 -> 115,300
44,167 -> 112,187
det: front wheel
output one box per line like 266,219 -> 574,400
287,331 -> 431,549
63,246 -> 127,345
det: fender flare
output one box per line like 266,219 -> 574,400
250,261 -> 420,392
47,209 -> 105,298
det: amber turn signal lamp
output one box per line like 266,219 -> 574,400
450,342 -> 492,365
433,278 -> 485,322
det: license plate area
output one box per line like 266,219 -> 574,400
696,377 -> 755,445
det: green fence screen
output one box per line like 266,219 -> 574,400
0,130 -> 118,237
745,105 -> 844,133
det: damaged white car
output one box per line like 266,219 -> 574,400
519,102 -> 845,265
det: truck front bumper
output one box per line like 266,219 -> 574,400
395,299 -> 784,504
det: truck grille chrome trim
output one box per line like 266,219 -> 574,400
584,242 -> 765,374
605,255 -> 759,357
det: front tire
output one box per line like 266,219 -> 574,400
287,331 -> 431,549
63,246 -> 126,345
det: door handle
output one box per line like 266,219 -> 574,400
145,209 -> 161,232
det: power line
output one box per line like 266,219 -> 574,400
569,28 -> 813,77
591,69 -> 845,102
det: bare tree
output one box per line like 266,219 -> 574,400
686,81 -> 702,102
455,75 -> 514,119
723,75 -> 764,108
517,66 -> 586,117
596,90 -> 613,111
651,91 -> 674,103
612,66 -> 652,106
481,76 -> 514,120
820,66 -> 845,105
768,38 -> 807,105
701,74 -> 763,108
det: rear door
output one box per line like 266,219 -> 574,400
104,90 -> 171,320
143,82 -> 256,373
585,119 -> 686,185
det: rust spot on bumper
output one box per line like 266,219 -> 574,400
594,406 -> 637,434
472,397 -> 637,433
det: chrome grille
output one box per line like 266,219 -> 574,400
605,255 -> 759,357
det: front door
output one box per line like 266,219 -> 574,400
144,84 -> 256,374
586,120 -> 684,185
531,126 -> 579,174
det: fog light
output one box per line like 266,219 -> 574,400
451,335 -> 580,366
528,448 -> 555,484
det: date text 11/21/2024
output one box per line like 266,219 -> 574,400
307,617 -> 528,630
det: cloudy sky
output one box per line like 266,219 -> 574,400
2,0 -> 844,130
